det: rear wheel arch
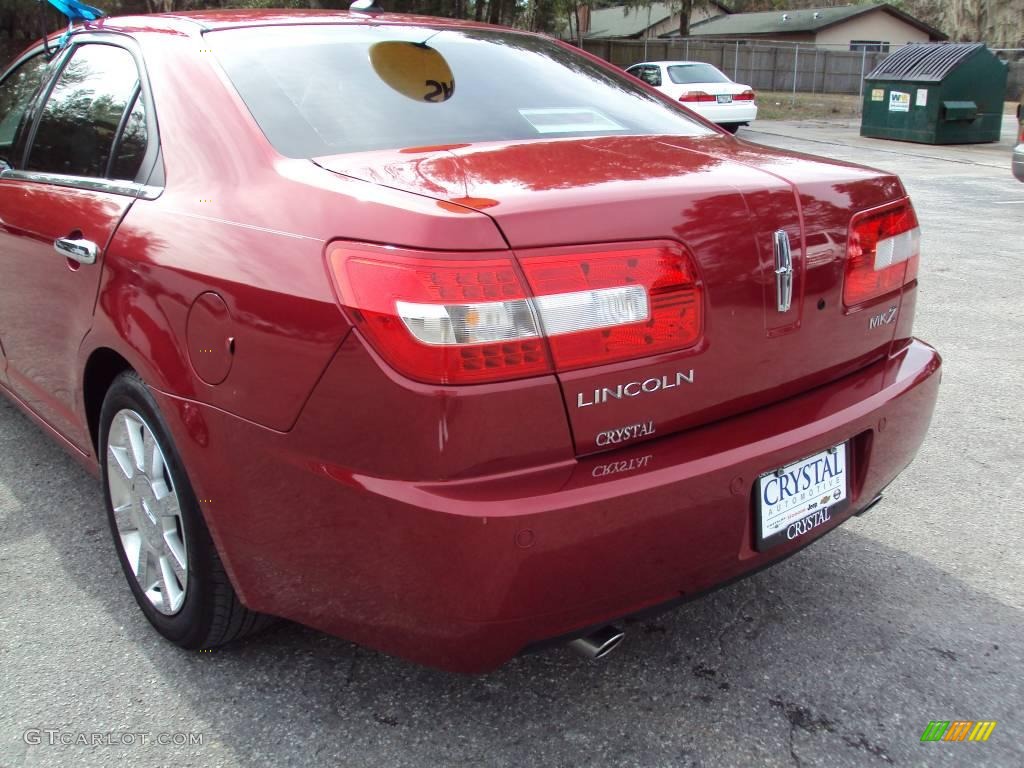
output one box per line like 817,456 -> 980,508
83,347 -> 135,457
99,369 -> 274,646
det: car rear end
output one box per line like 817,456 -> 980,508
662,62 -> 757,129
177,20 -> 940,672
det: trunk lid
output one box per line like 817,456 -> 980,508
316,135 -> 907,455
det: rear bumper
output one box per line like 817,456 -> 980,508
689,101 -> 758,125
158,339 -> 940,673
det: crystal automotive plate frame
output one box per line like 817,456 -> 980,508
755,443 -> 848,551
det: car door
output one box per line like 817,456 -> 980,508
0,49 -> 53,387
0,39 -> 156,450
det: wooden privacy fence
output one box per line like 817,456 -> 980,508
581,38 -> 894,96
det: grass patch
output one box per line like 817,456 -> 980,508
756,91 -> 862,121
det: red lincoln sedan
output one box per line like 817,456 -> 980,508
0,10 -> 940,672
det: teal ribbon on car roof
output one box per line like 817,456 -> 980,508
41,0 -> 105,53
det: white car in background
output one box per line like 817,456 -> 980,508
625,61 -> 757,133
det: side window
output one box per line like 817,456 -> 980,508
27,44 -> 140,178
109,92 -> 147,181
0,54 -> 49,160
638,66 -> 662,87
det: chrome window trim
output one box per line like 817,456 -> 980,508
0,168 -> 161,200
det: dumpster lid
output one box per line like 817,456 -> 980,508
866,43 -> 985,83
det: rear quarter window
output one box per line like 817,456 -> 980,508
108,92 -> 147,181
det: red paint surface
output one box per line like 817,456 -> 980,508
186,292 -> 234,385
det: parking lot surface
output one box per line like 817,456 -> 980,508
2,118 -> 1022,768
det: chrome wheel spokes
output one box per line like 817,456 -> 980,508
106,409 -> 188,616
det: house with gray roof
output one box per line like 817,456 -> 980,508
677,3 -> 946,51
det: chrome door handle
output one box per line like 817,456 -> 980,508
54,236 -> 99,265
773,229 -> 793,313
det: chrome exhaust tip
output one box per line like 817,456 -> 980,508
567,625 -> 625,660
855,493 -> 884,516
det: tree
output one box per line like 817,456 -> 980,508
10,0 -> 1019,58
524,0 -> 555,32
677,0 -> 692,37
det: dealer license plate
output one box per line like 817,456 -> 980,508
756,443 -> 847,551
717,94 -> 733,104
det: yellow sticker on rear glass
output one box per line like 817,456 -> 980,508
369,41 -> 455,103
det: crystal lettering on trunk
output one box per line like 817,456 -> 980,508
596,421 -> 656,447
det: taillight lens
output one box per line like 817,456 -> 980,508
734,89 -> 756,101
329,246 -> 551,384
518,243 -> 702,371
843,200 -> 920,307
679,91 -> 717,103
327,241 -> 702,384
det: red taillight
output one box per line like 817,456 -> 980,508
679,91 -> 717,103
329,246 -> 552,384
843,200 -> 921,308
734,89 -> 756,101
327,241 -> 702,384
518,243 -> 702,372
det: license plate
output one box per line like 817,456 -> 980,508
755,444 -> 848,551
717,94 -> 733,104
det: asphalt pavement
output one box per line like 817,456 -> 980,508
2,117 -> 1022,768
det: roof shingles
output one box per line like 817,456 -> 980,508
585,2 -> 677,39
687,2 -> 944,40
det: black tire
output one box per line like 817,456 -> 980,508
99,370 -> 273,648
722,123 -> 741,134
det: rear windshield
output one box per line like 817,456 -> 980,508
211,25 -> 712,157
667,63 -> 731,85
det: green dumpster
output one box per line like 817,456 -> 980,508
861,43 -> 1007,144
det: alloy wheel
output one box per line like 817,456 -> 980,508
106,408 -> 188,615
